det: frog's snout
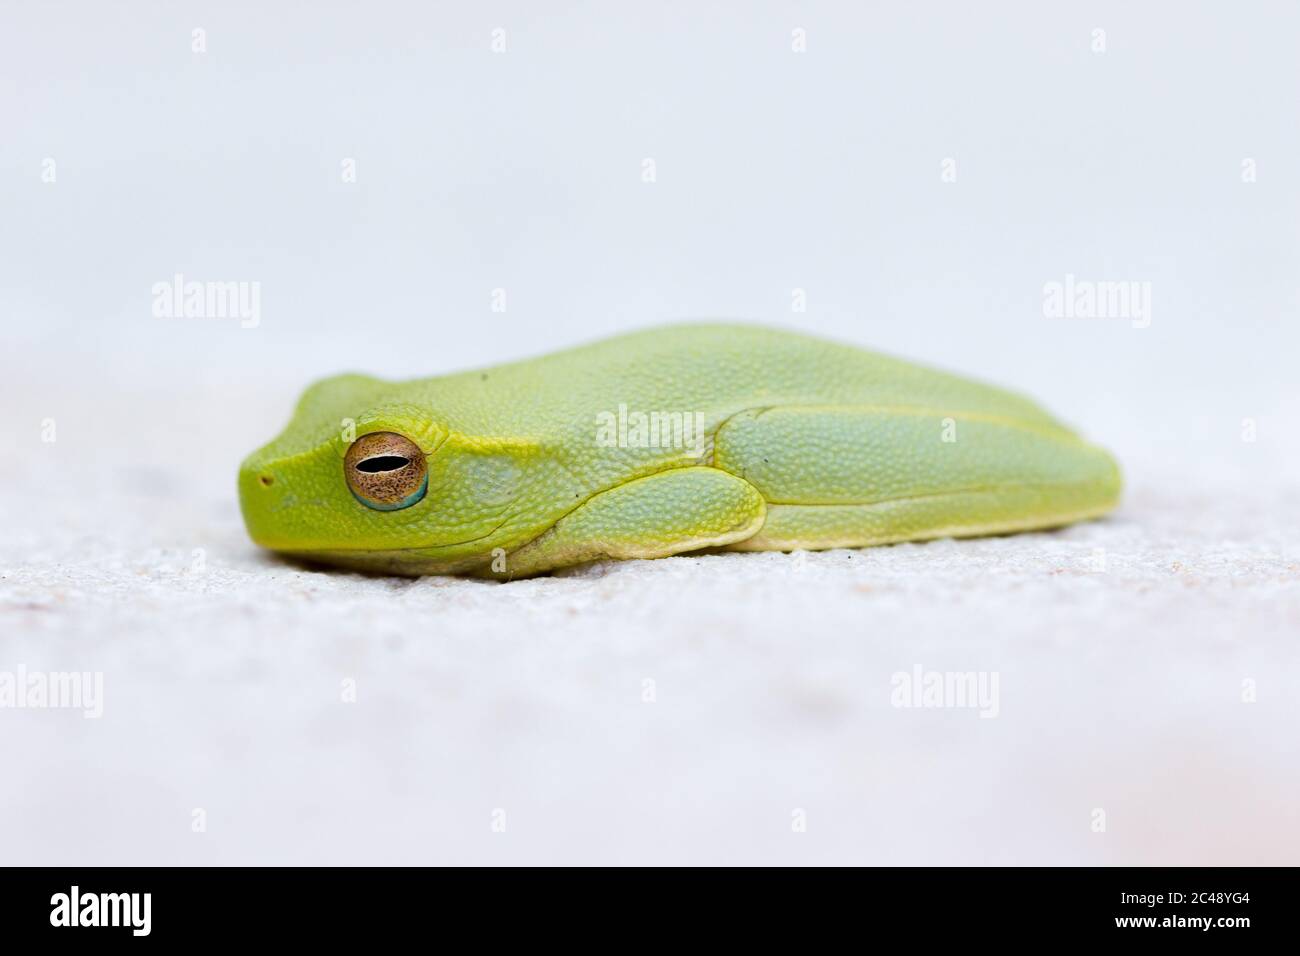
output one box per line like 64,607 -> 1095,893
238,453 -> 291,549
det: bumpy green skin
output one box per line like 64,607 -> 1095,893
239,324 -> 1121,577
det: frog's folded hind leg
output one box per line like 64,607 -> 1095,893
712,405 -> 1121,551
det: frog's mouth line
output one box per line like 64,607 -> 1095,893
280,516 -> 513,556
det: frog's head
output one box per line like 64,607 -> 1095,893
238,374 -> 528,573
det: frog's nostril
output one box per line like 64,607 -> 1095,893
259,475 -> 274,487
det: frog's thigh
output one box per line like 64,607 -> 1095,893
713,405 -> 1120,551
493,466 -> 766,577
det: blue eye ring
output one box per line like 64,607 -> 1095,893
343,432 -> 429,511
351,473 -> 427,511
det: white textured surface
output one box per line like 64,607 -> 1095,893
2,395 -> 1297,865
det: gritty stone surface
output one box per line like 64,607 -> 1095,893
1,389 -> 1297,865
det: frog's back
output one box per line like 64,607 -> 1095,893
419,323 -> 1070,437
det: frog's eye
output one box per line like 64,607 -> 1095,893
344,432 -> 428,511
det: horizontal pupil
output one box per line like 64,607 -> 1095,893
355,455 -> 410,474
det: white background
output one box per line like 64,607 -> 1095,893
2,2 -> 1297,864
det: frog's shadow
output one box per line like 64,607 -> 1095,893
254,513 -> 1112,585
